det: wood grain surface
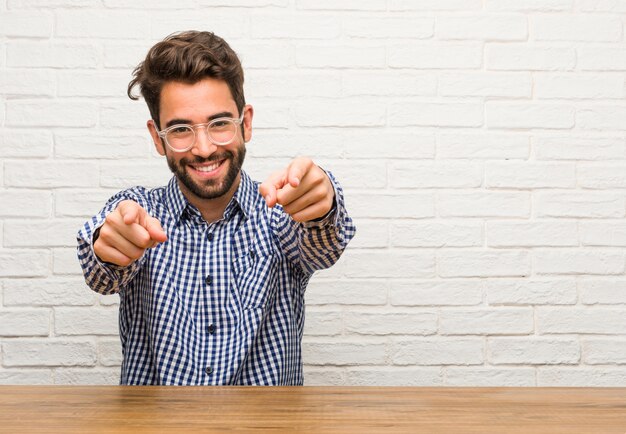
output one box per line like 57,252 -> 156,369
0,386 -> 624,433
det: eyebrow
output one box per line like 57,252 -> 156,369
164,111 -> 235,129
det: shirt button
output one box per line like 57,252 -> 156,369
205,366 -> 213,375
205,275 -> 212,285
207,324 -> 216,334
207,233 -> 214,241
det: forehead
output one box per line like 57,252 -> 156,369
159,78 -> 236,120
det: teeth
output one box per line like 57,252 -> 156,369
195,161 -> 221,172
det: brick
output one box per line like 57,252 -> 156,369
445,368 -> 535,386
578,164 -> 626,189
0,129 -> 52,157
100,100 -> 151,129
304,310 -> 343,336
390,102 -> 483,127
297,0 -> 385,10
345,17 -> 433,38
579,0 -> 626,11
0,369 -> 52,385
249,132 -> 343,159
4,218 -> 84,247
579,279 -> 626,305
236,42 -> 294,69
55,189 -> 119,218
391,338 -> 484,365
0,310 -> 50,337
98,338 -> 122,366
536,192 -> 624,218
583,339 -> 626,364
438,133 -> 529,159
245,100 -> 291,130
487,279 -> 577,306
344,311 -> 437,336
439,72 -> 531,97
390,0 -> 481,10
98,293 -> 120,307
251,14 -> 340,39
487,45 -> 575,71
55,308 -> 119,336
345,220 -> 388,249
0,11 -> 52,37
56,11 -> 149,39
487,162 -> 575,188
6,101 -> 97,127
346,367 -> 443,386
246,72 -> 341,98
581,221 -> 626,247
305,279 -> 387,306
303,339 -> 387,365
2,339 -> 96,367
344,133 -> 435,159
437,14 -> 527,40
5,161 -> 99,188
349,192 -> 434,218
535,73 -> 624,99
578,47 -> 626,71
55,132 -> 149,159
103,43 -> 151,69
390,280 -> 483,306
53,247 -> 84,275
151,12 -> 246,42
390,222 -> 482,248
295,98 -> 385,127
538,368 -> 626,386
54,368 -> 119,385
487,221 -> 578,248
390,162 -> 483,188
8,0 -> 98,6
535,249 -> 625,275
440,308 -> 533,335
7,41 -> 98,68
578,105 -> 626,130
58,71 -> 130,97
104,0 -> 196,6
533,15 -> 621,42
0,191 -> 52,217
438,250 -> 530,278
439,192 -> 530,218
344,251 -> 435,278
0,69 -> 55,97
485,0 -> 572,11
489,337 -> 579,364
3,278 -> 96,306
343,72 -> 437,96
538,308 -> 626,333
388,43 -> 482,69
486,102 -> 574,129
296,45 -> 385,69
0,250 -> 49,277
302,367 -> 344,386
99,162 -> 171,189
534,135 -> 625,160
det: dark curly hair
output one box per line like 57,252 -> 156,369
128,31 -> 245,129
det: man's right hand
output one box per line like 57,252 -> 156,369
94,200 -> 168,267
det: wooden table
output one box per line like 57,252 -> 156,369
0,386 -> 624,433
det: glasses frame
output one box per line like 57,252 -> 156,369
156,111 -> 245,153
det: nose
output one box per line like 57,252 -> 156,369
190,126 -> 217,158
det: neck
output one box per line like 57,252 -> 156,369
178,172 -> 242,223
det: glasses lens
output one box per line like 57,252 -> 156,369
208,119 -> 237,145
166,126 -> 195,150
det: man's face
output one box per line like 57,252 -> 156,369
148,78 -> 252,201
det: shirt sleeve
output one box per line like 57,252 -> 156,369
76,187 -> 152,295
272,169 -> 356,275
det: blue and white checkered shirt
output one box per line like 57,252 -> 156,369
77,170 -> 355,385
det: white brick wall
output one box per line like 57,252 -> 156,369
1,1 -> 626,387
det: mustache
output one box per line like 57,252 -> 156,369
183,152 -> 233,164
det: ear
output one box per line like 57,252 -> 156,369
243,104 -> 253,143
147,119 -> 166,156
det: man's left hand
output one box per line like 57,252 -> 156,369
259,157 -> 335,222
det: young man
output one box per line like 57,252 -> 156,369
77,31 -> 356,385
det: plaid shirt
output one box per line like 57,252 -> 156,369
77,170 -> 355,385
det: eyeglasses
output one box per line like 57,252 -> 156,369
156,111 -> 245,153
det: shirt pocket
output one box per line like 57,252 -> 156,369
232,247 -> 279,310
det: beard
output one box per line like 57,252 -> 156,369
166,143 -> 246,200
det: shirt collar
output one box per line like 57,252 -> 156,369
164,171 -> 258,224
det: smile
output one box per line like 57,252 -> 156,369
193,160 -> 223,172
